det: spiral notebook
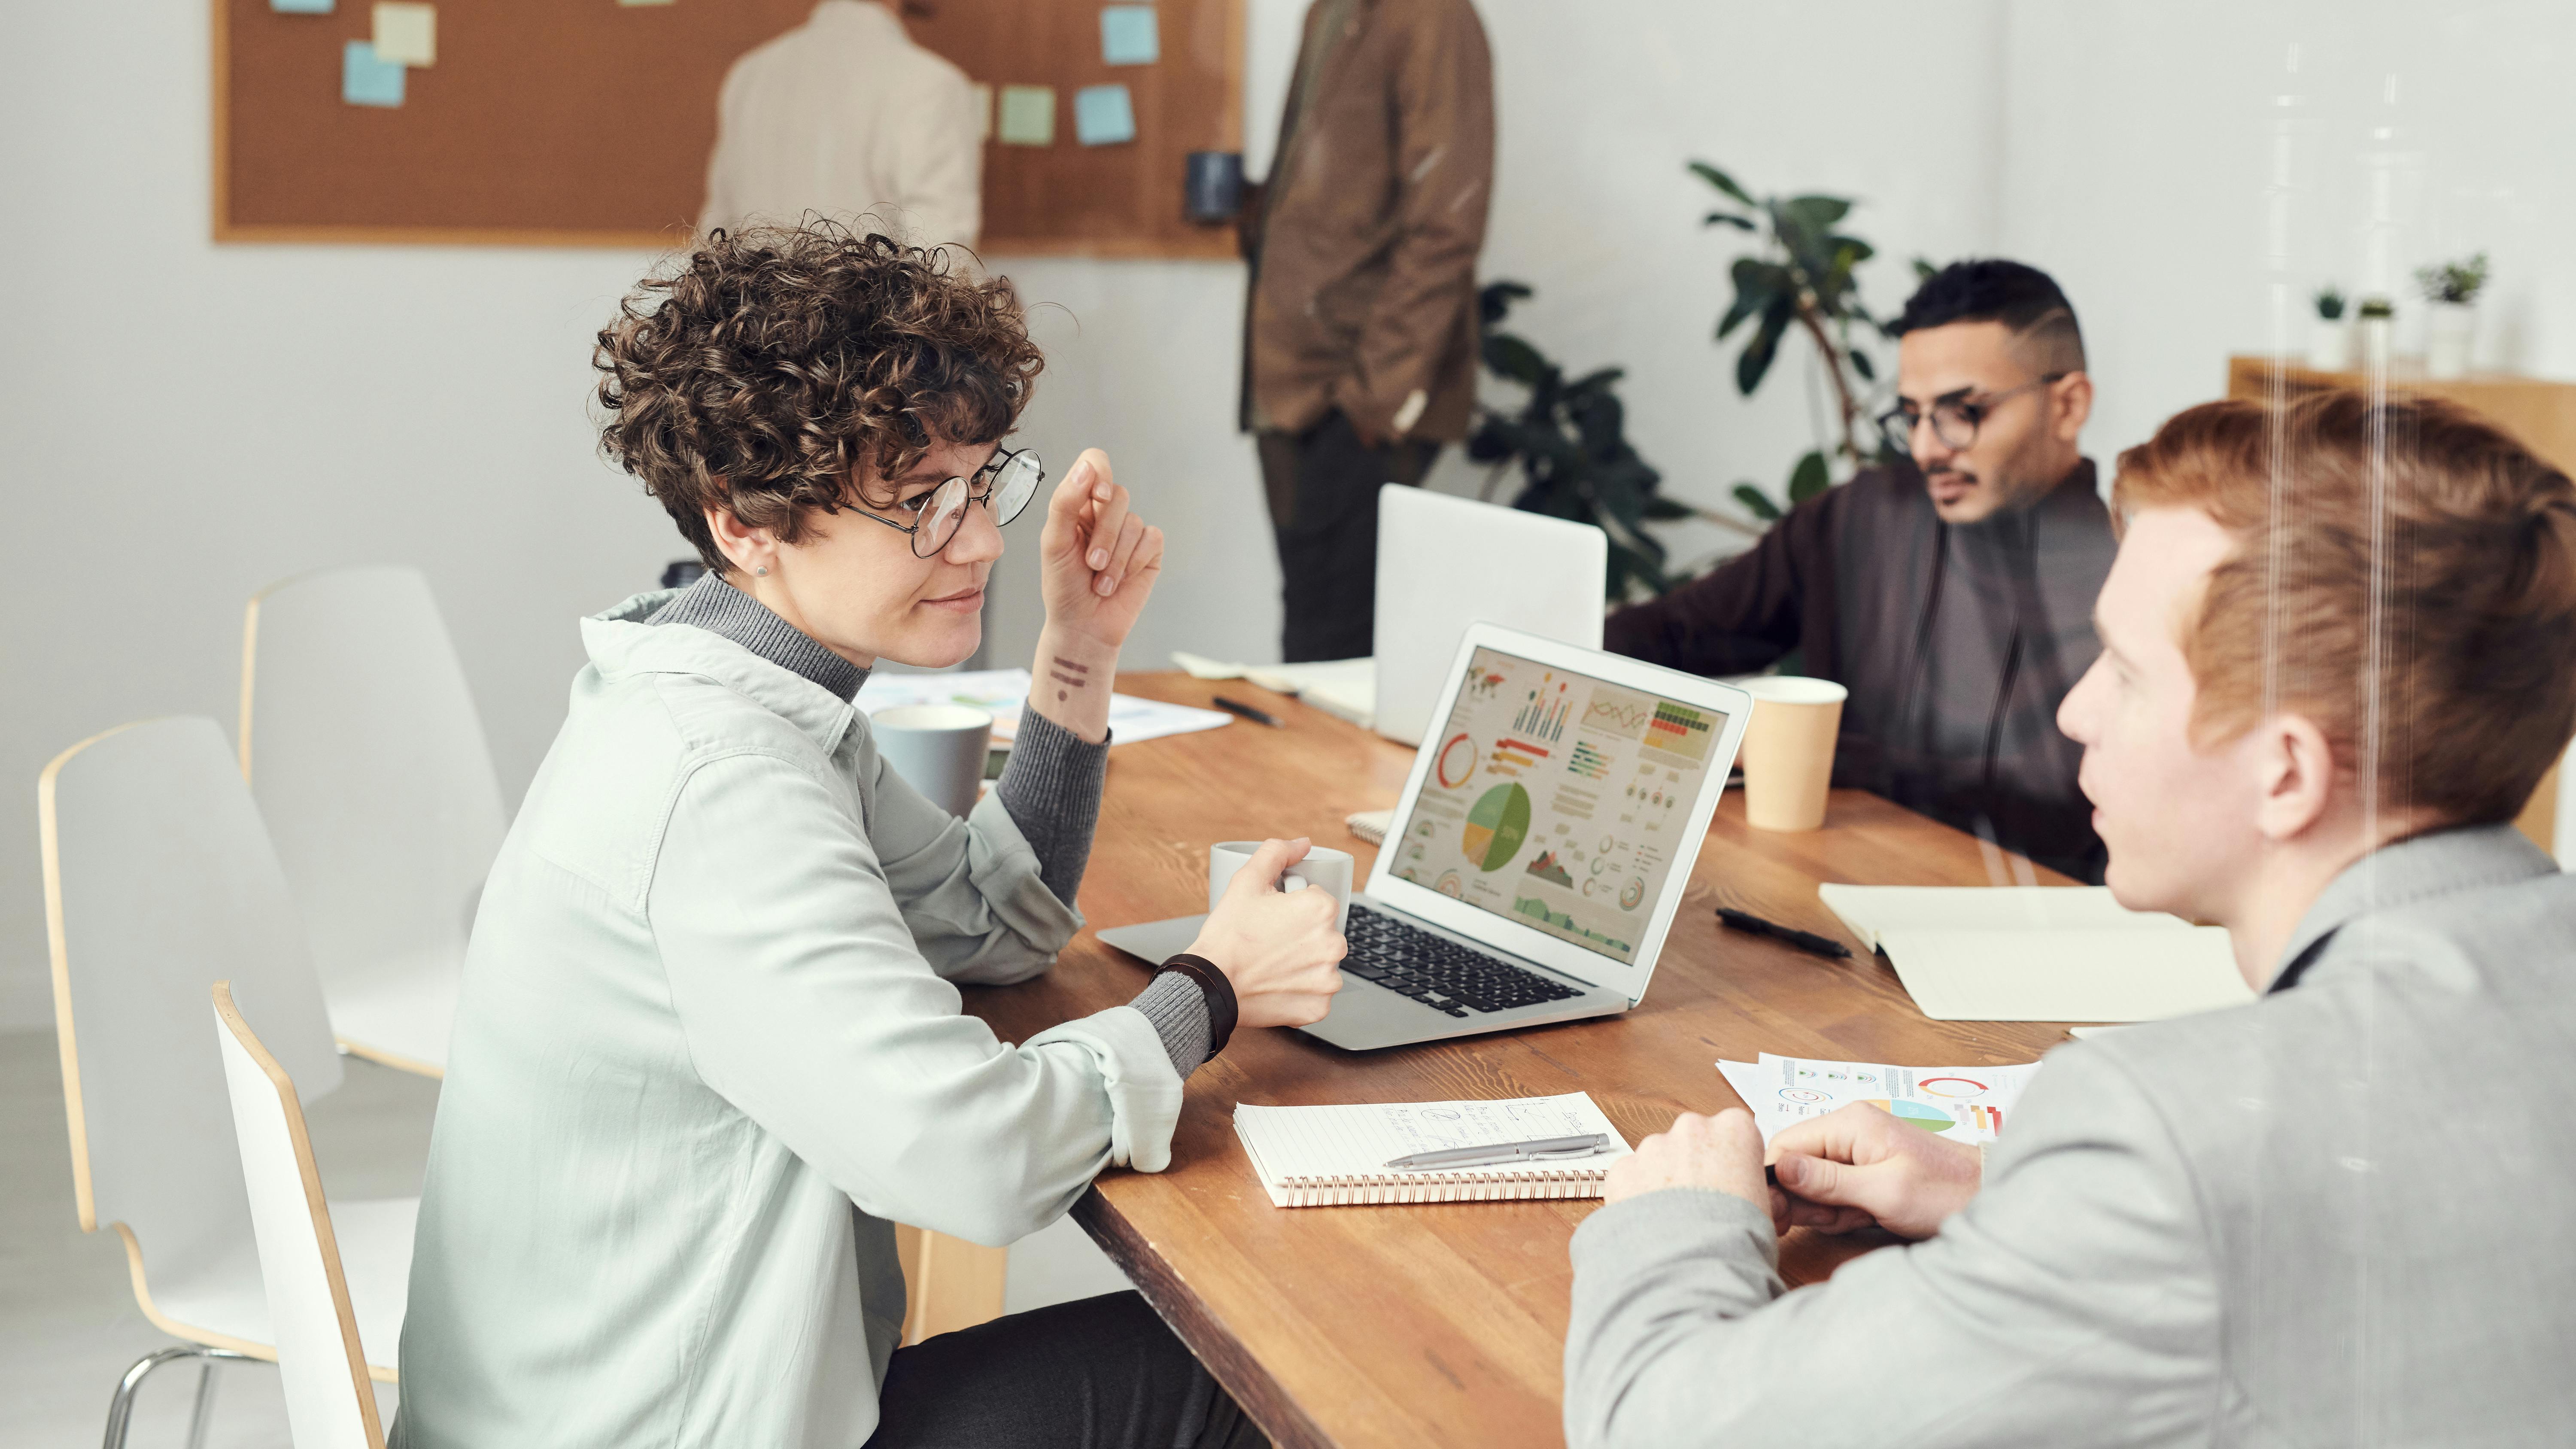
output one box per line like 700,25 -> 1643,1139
1233,1093 -> 1632,1207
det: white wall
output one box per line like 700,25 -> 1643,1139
1998,0 -> 2576,468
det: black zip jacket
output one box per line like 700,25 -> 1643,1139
1605,460 -> 2114,882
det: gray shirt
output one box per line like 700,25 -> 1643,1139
1564,824 -> 2576,1446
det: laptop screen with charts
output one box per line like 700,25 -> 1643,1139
1366,624 -> 1753,1005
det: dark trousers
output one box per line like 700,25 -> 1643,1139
866,1291 -> 1268,1449
1257,410 -> 1440,663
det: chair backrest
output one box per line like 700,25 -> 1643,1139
39,717 -> 344,1280
214,983 -> 387,1449
240,565 -> 507,1015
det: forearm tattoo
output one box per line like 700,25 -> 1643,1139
1048,655 -> 1091,703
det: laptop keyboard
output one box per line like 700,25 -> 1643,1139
1340,904 -> 1586,1017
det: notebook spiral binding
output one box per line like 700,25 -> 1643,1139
1272,1166 -> 1610,1207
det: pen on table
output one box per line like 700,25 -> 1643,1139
1716,906 -> 1852,960
1210,695 -> 1284,728
1383,1132 -> 1610,1171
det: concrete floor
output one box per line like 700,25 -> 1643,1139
2,1027 -> 1127,1447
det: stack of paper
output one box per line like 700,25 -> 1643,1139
1818,884 -> 2254,1022
856,668 -> 1230,747
1716,1053 -> 2040,1145
1172,652 -> 1377,728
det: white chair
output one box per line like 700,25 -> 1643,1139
241,565 -> 507,1076
40,717 -> 417,1448
214,982 -> 389,1449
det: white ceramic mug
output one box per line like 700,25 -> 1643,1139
1208,841 -> 1355,930
871,704 -> 993,819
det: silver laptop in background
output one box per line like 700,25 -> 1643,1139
1371,488 -> 1607,747
1100,625 -> 1752,1051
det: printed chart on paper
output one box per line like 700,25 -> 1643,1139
1716,1054 -> 2042,1146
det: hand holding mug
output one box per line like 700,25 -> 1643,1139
1186,837 -> 1347,1029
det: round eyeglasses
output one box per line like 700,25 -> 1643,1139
1875,374 -> 2066,457
856,447 -> 1046,558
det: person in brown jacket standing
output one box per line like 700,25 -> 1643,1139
1241,0 -> 1494,663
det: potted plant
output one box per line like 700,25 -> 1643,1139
2308,284 -> 2351,372
2415,252 -> 2489,380
1467,281 -> 1740,602
2357,295 -> 2396,372
1688,162 -> 1897,520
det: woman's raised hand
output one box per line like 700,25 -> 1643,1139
1186,838 -> 1348,1029
1039,449 -> 1163,652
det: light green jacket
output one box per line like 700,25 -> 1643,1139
393,593 -> 1182,1449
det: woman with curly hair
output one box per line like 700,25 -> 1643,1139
392,225 -> 1338,1449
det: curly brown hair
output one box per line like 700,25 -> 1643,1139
594,222 -> 1044,574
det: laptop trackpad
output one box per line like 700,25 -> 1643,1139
1095,914 -> 1208,967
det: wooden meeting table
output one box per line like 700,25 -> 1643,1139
957,673 -> 2084,1449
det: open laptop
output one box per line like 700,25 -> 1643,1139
1372,489 -> 1606,746
1099,623 -> 1752,1050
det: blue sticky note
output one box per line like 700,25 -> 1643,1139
342,39 -> 405,107
1074,84 -> 1135,146
272,0 -> 334,12
1101,6 -> 1159,65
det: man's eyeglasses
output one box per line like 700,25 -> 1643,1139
855,447 -> 1046,558
1875,374 -> 2067,456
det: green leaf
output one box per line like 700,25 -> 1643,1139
1687,161 -> 1757,208
1703,212 -> 1757,231
1732,483 -> 1783,521
1735,297 -> 1795,395
1641,495 -> 1695,521
1718,257 -> 1792,338
1783,195 -> 1854,229
1848,348 -> 1875,381
1912,256 -> 1940,282
1786,449 -> 1831,504
1478,279 -> 1534,326
1481,333 -> 1552,386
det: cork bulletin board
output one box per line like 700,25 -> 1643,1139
212,0 -> 1243,256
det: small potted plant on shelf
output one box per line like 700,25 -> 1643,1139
2308,284 -> 2351,372
2356,295 -> 2397,372
2415,252 -> 2490,380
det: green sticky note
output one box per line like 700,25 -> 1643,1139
272,0 -> 333,12
342,40 -> 405,107
1101,6 -> 1158,65
1074,84 -> 1134,146
997,85 -> 1055,146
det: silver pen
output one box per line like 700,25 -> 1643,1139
1382,1132 -> 1610,1171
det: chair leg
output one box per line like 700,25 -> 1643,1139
182,1359 -> 222,1449
100,1346 -> 258,1449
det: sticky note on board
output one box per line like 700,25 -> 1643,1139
341,40 -> 406,106
969,82 -> 993,143
270,0 -> 333,13
617,0 -> 677,5
997,85 -> 1055,146
372,2 -> 436,66
1074,84 -> 1136,146
1101,6 -> 1159,64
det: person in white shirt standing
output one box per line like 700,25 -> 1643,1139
700,1 -> 983,250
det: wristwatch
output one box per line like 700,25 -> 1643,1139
1154,954 -> 1239,1058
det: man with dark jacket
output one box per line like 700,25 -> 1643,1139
1242,0 -> 1493,663
1606,260 -> 2112,880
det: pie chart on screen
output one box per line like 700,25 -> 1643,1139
1858,1099 -> 1957,1133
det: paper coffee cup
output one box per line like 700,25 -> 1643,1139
1209,841 -> 1354,930
871,704 -> 994,820
1738,677 -> 1847,832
